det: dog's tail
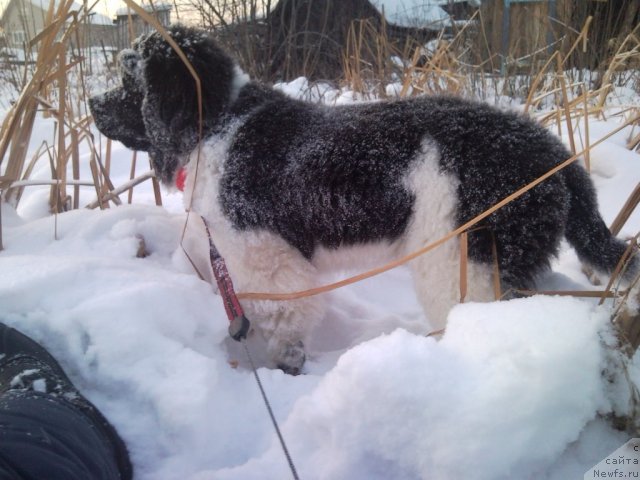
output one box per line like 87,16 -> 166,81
563,162 -> 637,279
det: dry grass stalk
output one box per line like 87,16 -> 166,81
596,23 -> 640,112
342,21 -> 367,96
561,16 -> 593,70
128,151 -> 138,204
524,51 -> 559,113
0,0 -> 163,221
535,84 -> 612,126
610,184 -> 640,237
517,289 -> 618,299
410,40 -> 465,97
600,238 -> 639,307
614,303 -> 640,354
629,118 -> 640,151
150,176 -> 163,207
89,156 -> 103,209
342,17 -> 415,98
583,86 -> 591,172
52,46 -> 68,212
398,12 -> 482,99
459,231 -> 468,303
556,54 -> 577,156
86,170 -> 155,209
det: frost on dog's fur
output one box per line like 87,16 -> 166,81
90,25 -> 637,374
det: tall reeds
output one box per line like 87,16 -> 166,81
0,0 -> 161,230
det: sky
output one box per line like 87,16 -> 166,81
96,0 -> 124,17
74,0 -> 125,18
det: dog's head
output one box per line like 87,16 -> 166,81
89,24 -> 236,184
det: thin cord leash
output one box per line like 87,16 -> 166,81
201,216 -> 300,480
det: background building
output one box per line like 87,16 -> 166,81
0,0 -> 115,49
113,2 -> 171,49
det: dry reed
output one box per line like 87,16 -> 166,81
0,0 -> 162,227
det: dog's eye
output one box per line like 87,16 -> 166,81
118,49 -> 141,77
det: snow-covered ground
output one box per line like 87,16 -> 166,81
1,74 -> 640,479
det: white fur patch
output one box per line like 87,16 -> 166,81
401,141 -> 495,330
230,65 -> 250,103
311,241 -> 402,273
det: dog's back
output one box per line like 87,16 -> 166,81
219,91 -> 634,290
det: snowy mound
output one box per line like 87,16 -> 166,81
0,201 -> 638,479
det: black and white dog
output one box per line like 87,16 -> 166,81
90,25 -> 635,374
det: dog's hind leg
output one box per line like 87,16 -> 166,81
221,230 -> 325,375
407,237 -> 495,333
402,156 -> 495,332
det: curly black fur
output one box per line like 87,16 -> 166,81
89,24 -> 636,291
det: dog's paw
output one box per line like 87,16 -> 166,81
276,341 -> 306,376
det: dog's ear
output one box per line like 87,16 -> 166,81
136,25 -> 236,183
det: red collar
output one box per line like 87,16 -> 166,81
176,167 -> 187,191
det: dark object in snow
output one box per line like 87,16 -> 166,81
89,24 -> 637,375
0,322 -> 132,479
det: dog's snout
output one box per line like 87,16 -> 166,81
88,90 -> 115,136
89,86 -> 151,153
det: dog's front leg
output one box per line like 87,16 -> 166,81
222,231 -> 325,375
258,303 -> 316,375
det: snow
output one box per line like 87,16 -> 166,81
1,76 -> 640,479
369,0 -> 481,29
214,298 -> 617,480
370,0 -> 452,29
